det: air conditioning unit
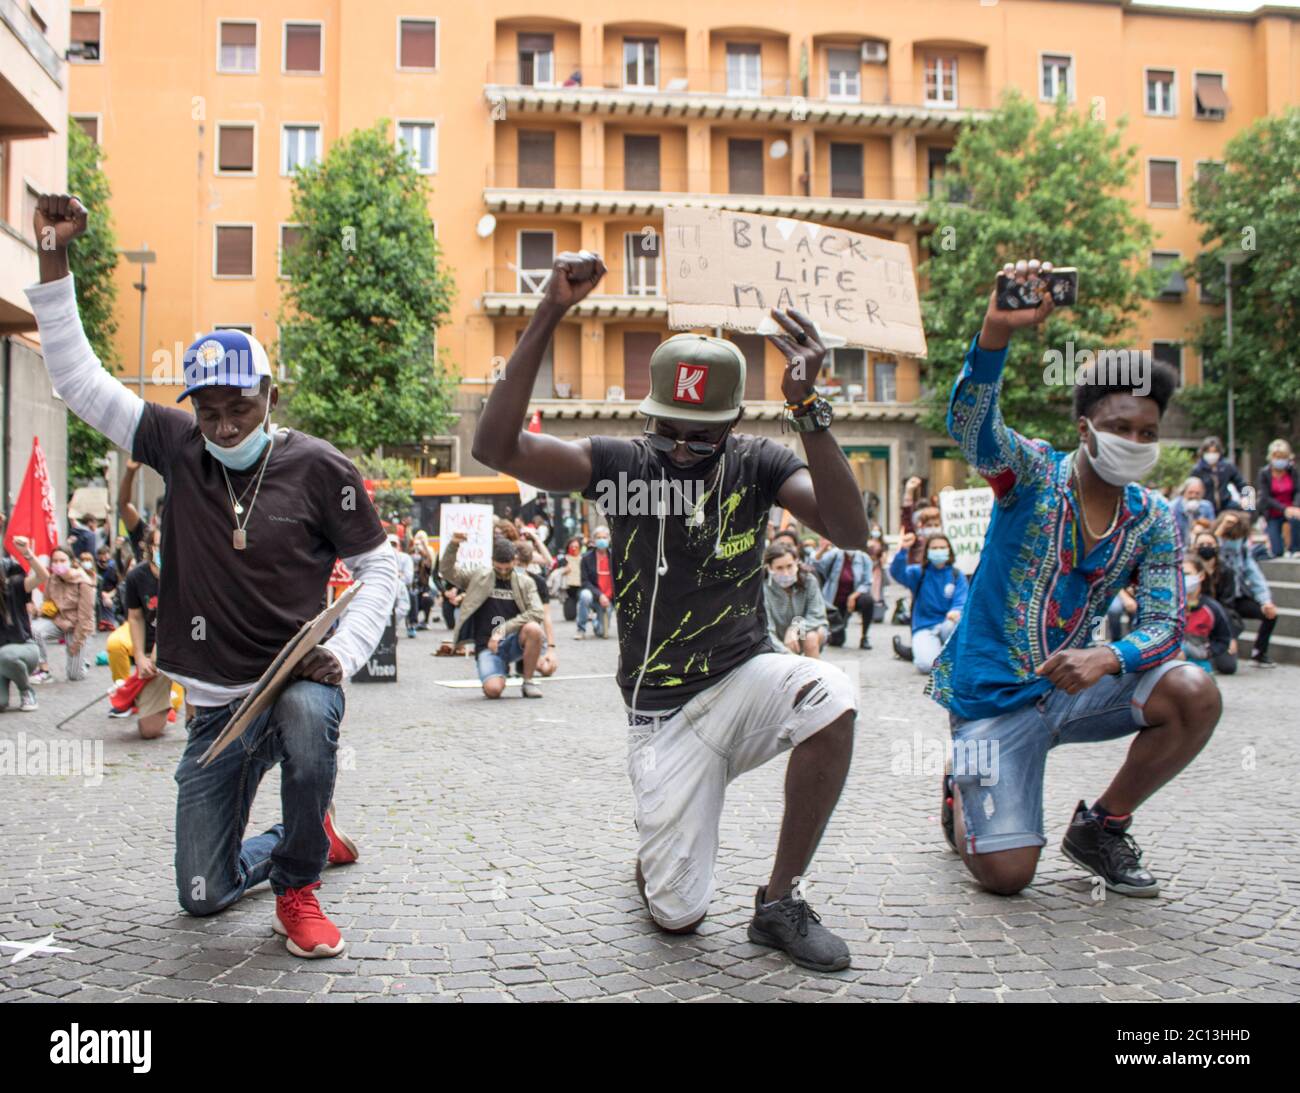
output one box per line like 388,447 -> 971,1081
862,40 -> 888,65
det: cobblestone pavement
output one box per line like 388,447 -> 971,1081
2,615 -> 1297,1003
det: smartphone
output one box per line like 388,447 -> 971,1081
996,267 -> 1078,311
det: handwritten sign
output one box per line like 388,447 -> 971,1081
938,487 -> 994,576
663,206 -> 927,357
438,503 -> 495,568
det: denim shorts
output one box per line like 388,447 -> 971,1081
475,632 -> 546,682
948,659 -> 1200,855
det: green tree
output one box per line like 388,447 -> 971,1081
918,92 -> 1161,451
1183,108 -> 1300,453
65,119 -> 120,485
1149,442 -> 1194,495
354,454 -> 414,521
278,122 -> 457,454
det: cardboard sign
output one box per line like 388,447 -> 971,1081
438,503 -> 494,568
938,487 -> 994,576
353,612 -> 398,683
664,206 -> 927,357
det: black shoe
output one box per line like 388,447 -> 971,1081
891,635 -> 913,662
941,774 -> 957,853
747,886 -> 850,972
1060,800 -> 1159,897
859,634 -> 871,650
1251,652 -> 1276,669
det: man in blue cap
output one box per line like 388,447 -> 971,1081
26,194 -> 399,959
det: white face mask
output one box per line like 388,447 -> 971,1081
1203,451 -> 1221,466
1083,419 -> 1159,487
1184,574 -> 1201,599
771,569 -> 798,588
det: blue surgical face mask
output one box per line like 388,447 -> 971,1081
594,538 -> 609,550
1273,458 -> 1290,471
204,404 -> 271,471
927,548 -> 951,566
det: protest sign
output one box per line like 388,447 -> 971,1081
938,487 -> 994,575
438,503 -> 494,567
663,206 -> 926,357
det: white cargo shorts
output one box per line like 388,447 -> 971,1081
625,652 -> 857,930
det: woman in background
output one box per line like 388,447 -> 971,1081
31,543 -> 95,682
890,531 -> 968,674
1258,438 -> 1300,558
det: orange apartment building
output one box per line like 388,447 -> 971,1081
61,0 -> 1300,529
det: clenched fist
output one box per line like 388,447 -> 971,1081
33,194 -> 88,251
542,250 -> 606,311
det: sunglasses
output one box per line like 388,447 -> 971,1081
642,427 -> 725,458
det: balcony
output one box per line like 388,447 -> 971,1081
0,219 -> 39,332
481,267 -> 667,320
0,0 -> 65,139
484,68 -> 989,132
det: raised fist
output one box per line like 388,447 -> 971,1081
543,250 -> 606,310
33,194 -> 89,252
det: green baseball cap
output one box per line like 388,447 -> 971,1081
638,334 -> 746,423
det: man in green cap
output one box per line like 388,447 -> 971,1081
474,249 -> 869,972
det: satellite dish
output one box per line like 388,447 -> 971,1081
770,139 -> 789,160
475,214 -> 497,238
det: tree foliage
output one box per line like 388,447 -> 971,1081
354,454 -> 415,521
918,92 -> 1161,451
278,123 -> 457,454
66,119 -> 120,484
1183,108 -> 1300,454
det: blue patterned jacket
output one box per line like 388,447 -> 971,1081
929,335 -> 1184,721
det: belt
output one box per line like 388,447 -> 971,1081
626,706 -> 683,727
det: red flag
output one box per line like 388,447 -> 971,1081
5,436 -> 59,570
527,409 -> 542,433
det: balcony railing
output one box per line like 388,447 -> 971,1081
0,0 -> 63,84
486,61 -> 791,98
485,265 -> 665,297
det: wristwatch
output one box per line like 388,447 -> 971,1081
786,396 -> 834,433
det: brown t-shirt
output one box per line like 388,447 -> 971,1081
132,403 -> 386,686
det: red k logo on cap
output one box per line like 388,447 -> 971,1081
673,362 -> 708,404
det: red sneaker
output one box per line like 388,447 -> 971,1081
324,802 -> 359,865
273,883 -> 345,958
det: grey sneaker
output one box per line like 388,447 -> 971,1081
19,690 -> 39,712
521,680 -> 543,698
747,886 -> 850,972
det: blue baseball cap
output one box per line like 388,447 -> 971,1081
177,329 -> 273,403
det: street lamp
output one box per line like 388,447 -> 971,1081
1220,246 -> 1251,462
119,246 -> 156,513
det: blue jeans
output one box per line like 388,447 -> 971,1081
475,632 -> 538,682
577,588 -> 611,636
173,679 -> 344,914
948,659 -> 1200,855
1266,515 -> 1300,557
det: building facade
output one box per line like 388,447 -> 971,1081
66,0 -> 1300,529
1,0 -> 69,522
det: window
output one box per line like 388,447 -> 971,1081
1146,69 -> 1175,116
623,38 -> 658,90
214,225 -> 254,277
872,359 -> 897,402
624,232 -> 660,296
624,134 -> 661,191
281,125 -> 320,175
623,332 -> 660,400
397,122 -> 437,174
728,138 -> 763,195
216,124 -> 256,174
730,334 -> 767,401
23,183 -> 40,244
1152,341 -> 1183,387
518,32 -> 554,86
726,43 -> 761,96
1194,72 -> 1229,120
27,2 -> 47,33
517,130 -> 555,188
924,56 -> 957,106
72,115 -> 99,143
826,48 -> 861,102
398,18 -> 437,70
279,224 -> 304,277
1041,54 -> 1072,101
1194,159 -> 1225,205
927,146 -> 967,201
517,231 -> 554,294
1151,252 -> 1187,302
1147,158 -> 1179,207
829,348 -> 866,402
284,22 -> 322,74
69,9 -> 101,62
830,143 -> 863,199
214,323 -> 253,334
219,21 -> 257,73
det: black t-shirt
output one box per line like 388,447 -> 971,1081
132,404 -> 387,685
0,561 -> 33,645
528,569 -> 549,605
122,562 -> 160,653
581,433 -> 805,709
471,575 -> 520,652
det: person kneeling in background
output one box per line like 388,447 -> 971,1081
890,531 -> 967,674
1182,555 -> 1236,675
764,541 -> 829,658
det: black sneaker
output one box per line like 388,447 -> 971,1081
1060,800 -> 1159,897
859,634 -> 872,650
892,635 -> 913,662
1251,652 -> 1276,669
747,886 -> 850,972
941,773 -> 957,853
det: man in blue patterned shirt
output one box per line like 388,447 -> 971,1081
934,259 -> 1221,899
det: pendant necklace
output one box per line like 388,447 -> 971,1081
1074,466 -> 1121,545
222,436 -> 274,550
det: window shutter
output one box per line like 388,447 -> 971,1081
400,20 -> 436,68
70,11 -> 100,44
728,138 -> 763,195
222,22 -> 256,48
517,130 -> 555,188
216,226 -> 253,276
624,135 -> 661,191
219,126 -> 255,171
1149,160 -> 1178,205
622,332 -> 660,400
285,24 -> 321,72
1195,73 -> 1229,114
830,143 -> 864,198
518,33 -> 553,53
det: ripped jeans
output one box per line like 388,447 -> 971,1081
624,653 -> 858,929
